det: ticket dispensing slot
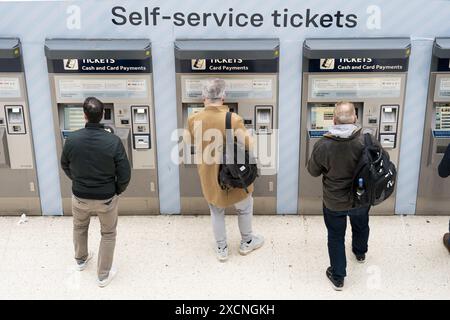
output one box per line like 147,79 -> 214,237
0,128 -> 10,168
131,106 -> 150,149
5,106 -> 26,135
255,106 -> 273,134
379,105 -> 399,149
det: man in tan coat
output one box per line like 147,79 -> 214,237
186,78 -> 264,262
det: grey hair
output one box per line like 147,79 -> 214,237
334,101 -> 356,124
202,78 -> 226,102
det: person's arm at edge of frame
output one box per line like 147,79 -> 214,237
114,139 -> 131,195
438,144 -> 450,178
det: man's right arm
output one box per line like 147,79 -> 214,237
114,140 -> 131,195
60,139 -> 72,180
438,144 -> 450,178
307,140 -> 326,177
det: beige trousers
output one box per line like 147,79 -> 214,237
72,195 -> 118,280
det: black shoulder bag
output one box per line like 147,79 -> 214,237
218,112 -> 258,193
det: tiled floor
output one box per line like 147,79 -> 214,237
0,215 -> 448,299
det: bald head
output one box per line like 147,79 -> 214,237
334,101 -> 357,125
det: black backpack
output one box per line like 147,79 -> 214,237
352,133 -> 397,207
218,112 -> 258,193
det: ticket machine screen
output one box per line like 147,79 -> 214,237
310,105 -> 335,130
61,103 -> 114,131
63,105 -> 85,131
187,104 -> 204,117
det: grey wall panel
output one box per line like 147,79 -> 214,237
395,38 -> 433,214
21,42 -> 63,215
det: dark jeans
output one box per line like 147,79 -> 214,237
323,205 -> 370,281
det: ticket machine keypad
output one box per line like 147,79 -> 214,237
435,105 -> 450,130
131,106 -> 151,150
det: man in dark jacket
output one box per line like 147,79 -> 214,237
438,146 -> 450,253
308,101 -> 383,291
61,97 -> 131,287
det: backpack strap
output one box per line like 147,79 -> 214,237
225,112 -> 234,163
225,112 -> 233,145
364,133 -> 373,147
226,111 -> 232,130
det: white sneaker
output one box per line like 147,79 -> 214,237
97,268 -> 117,288
76,252 -> 93,271
239,235 -> 264,255
216,246 -> 228,262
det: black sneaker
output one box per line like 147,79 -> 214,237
355,253 -> 366,263
326,267 -> 344,291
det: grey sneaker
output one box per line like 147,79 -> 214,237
216,246 -> 228,262
97,268 -> 117,288
76,252 -> 93,271
239,235 -> 264,255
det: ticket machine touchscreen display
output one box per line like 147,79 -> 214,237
63,105 -> 85,131
187,104 -> 204,117
62,103 -> 114,131
310,105 -> 335,130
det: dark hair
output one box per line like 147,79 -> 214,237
83,97 -> 104,123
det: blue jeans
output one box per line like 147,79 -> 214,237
323,205 -> 370,281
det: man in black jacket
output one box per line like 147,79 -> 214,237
61,97 -> 131,287
308,101 -> 384,291
438,146 -> 450,253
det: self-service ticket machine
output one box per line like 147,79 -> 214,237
45,39 -> 158,215
175,39 -> 279,214
0,38 -> 40,215
298,38 -> 411,215
417,38 -> 450,215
